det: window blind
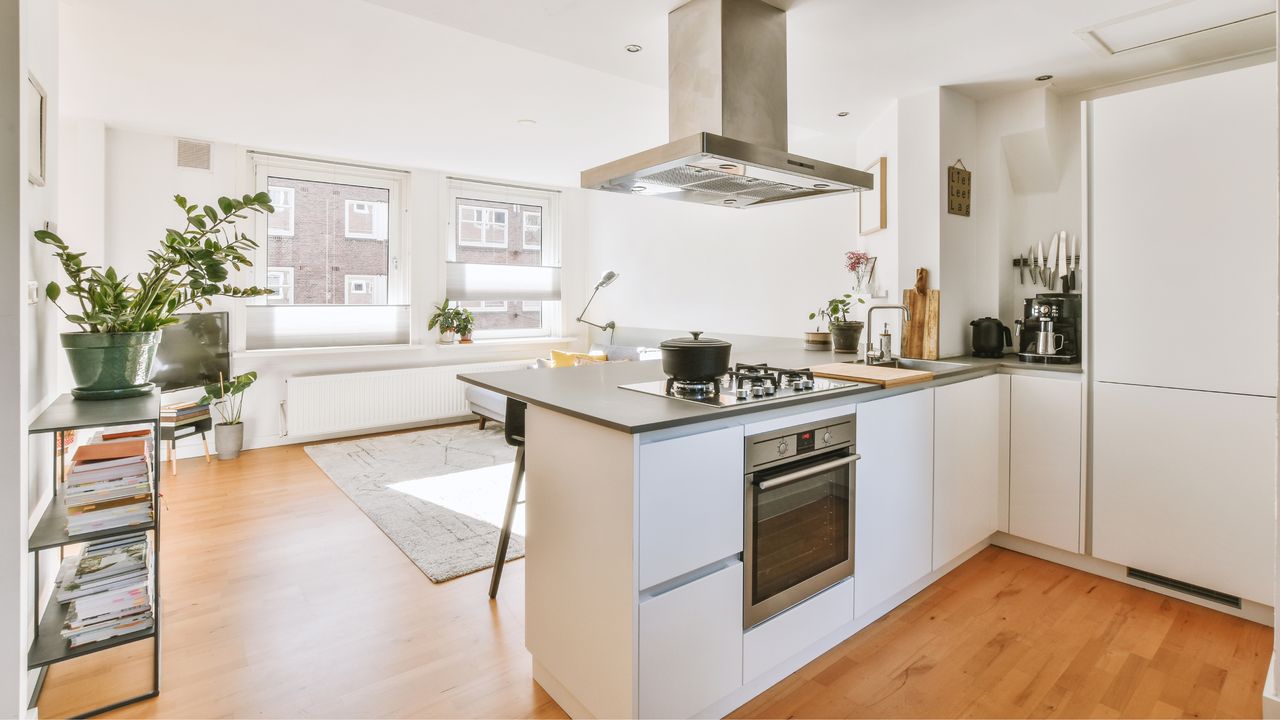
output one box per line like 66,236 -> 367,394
445,262 -> 561,302
245,305 -> 410,350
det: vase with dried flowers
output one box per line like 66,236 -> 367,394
846,251 -> 877,295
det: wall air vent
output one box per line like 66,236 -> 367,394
1126,567 -> 1242,608
1076,0 -> 1275,56
176,138 -> 212,171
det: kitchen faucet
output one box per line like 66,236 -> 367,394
864,305 -> 911,365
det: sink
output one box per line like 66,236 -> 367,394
852,358 -> 971,374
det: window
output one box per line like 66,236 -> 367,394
265,266 -> 294,305
268,187 -> 295,236
457,204 -> 509,248
445,180 -> 561,339
345,199 -> 389,240
522,211 -> 541,250
248,154 -> 408,350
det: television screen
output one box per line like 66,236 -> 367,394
150,311 -> 230,393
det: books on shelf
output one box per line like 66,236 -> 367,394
161,401 -> 209,427
64,434 -> 154,536
54,533 -> 154,648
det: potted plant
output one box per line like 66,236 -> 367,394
428,298 -> 460,344
454,307 -> 476,343
36,193 -> 274,399
809,295 -> 867,353
200,371 -> 257,460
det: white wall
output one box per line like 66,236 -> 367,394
938,88 -> 987,358
86,127 -> 589,454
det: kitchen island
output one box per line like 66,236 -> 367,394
458,352 -> 1084,719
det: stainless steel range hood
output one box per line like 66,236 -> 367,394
581,0 -> 872,208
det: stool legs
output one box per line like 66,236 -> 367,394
489,446 -> 525,599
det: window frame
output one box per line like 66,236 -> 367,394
522,210 -> 542,250
344,199 -> 386,240
444,179 -> 561,340
456,204 -> 510,248
250,154 -> 407,307
267,186 -> 295,236
265,266 -> 295,304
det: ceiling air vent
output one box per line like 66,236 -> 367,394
1076,0 -> 1275,56
1126,567 -> 1242,608
176,138 -> 212,171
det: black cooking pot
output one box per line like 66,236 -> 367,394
660,331 -> 732,380
970,317 -> 1012,358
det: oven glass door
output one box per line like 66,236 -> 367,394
746,449 -> 855,627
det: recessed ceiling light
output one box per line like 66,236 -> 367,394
1035,74 -> 1054,82
813,183 -> 830,189
516,118 -> 537,126
723,198 -> 737,205
718,163 -> 737,170
625,44 -> 642,53
632,185 -> 647,193
836,111 -> 849,117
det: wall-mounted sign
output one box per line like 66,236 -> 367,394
947,159 -> 970,217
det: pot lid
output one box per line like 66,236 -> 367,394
660,331 -> 731,349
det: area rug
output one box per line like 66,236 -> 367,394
304,424 -> 523,582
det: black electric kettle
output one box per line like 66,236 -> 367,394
970,317 -> 1011,358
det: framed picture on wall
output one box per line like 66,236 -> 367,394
859,156 -> 886,235
26,73 -> 46,187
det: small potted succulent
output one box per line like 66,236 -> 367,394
809,295 -> 866,353
200,371 -> 257,460
428,298 -> 460,344
454,307 -> 476,344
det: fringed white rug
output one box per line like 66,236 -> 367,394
304,424 -> 523,582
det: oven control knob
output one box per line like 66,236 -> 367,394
822,431 -> 832,445
776,440 -> 789,456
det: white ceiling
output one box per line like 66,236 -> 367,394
59,0 -> 1275,187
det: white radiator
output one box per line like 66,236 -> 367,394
284,359 -> 531,437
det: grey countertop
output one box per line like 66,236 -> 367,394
458,345 -> 1081,434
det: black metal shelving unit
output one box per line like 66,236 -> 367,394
27,391 -> 162,718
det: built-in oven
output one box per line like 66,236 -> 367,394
743,416 -> 857,629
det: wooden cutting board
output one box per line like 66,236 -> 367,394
901,268 -> 940,360
809,362 -> 935,388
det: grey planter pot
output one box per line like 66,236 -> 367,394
830,321 -> 865,354
61,331 -> 161,400
214,423 -> 245,460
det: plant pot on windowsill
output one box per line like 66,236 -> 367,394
62,331 -> 162,400
214,422 -> 244,460
459,332 -> 474,344
830,320 -> 865,354
438,329 -> 458,344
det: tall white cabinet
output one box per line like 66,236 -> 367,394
1089,62 -> 1278,602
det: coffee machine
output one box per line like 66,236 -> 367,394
1016,293 -> 1081,364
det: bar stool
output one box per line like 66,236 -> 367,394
489,398 -> 526,598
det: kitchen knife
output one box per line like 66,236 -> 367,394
1018,252 -> 1025,284
1058,231 -> 1069,291
1037,241 -> 1046,286
1046,234 -> 1058,290
1028,245 -> 1037,285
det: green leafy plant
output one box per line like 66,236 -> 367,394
809,295 -> 866,330
35,193 -> 275,333
454,307 -> 476,338
427,298 -> 463,335
200,371 -> 258,425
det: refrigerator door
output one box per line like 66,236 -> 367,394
1092,382 -> 1275,604
1090,62 -> 1277,396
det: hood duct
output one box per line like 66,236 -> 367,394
581,0 -> 872,208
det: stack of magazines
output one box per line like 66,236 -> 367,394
161,401 -> 209,428
54,534 -> 153,647
65,432 -> 153,536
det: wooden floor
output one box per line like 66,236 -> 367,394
36,436 -> 1271,719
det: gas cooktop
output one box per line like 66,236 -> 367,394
619,363 -> 866,408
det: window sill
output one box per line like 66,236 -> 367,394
231,336 -> 578,360
435,336 -> 577,350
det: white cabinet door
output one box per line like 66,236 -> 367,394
855,389 -> 934,618
638,562 -> 743,719
638,426 -> 745,590
1008,375 -> 1082,553
1093,382 -> 1276,604
933,376 -> 999,569
1091,63 -> 1277,396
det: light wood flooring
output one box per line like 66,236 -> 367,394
36,435 -> 1272,719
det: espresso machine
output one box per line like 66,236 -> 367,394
1015,293 -> 1081,364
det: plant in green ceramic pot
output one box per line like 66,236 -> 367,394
200,371 -> 257,460
36,193 -> 274,399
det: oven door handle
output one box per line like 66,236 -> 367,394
756,453 -> 860,491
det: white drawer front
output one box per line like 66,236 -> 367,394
743,579 -> 854,684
